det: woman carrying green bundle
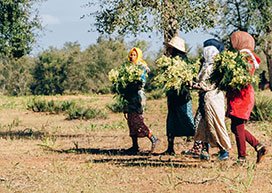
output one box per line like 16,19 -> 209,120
226,31 -> 267,163
118,47 -> 159,154
183,39 -> 231,161
158,36 -> 195,155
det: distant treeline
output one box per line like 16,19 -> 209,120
0,37 -> 157,96
0,37 -> 266,96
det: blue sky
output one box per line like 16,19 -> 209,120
34,0 -> 214,55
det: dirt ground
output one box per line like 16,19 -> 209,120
0,93 -> 271,193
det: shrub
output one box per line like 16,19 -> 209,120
27,98 -> 75,114
107,96 -> 127,113
67,106 -> 107,120
250,95 -> 272,121
147,90 -> 164,100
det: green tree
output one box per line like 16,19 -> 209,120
31,47 -> 69,95
62,42 -> 90,94
0,0 -> 41,58
83,37 -> 128,93
0,56 -> 34,95
215,0 -> 272,90
86,0 -> 218,44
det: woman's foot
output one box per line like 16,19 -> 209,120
256,145 -> 268,163
218,150 -> 229,161
181,140 -> 202,157
200,150 -> 210,160
234,156 -> 246,166
125,146 -> 139,154
161,148 -> 175,155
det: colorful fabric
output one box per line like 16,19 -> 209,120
128,47 -> 150,83
230,116 -> 259,157
196,46 -> 219,92
226,85 -> 255,120
227,31 -> 261,120
127,112 -> 152,137
167,100 -> 195,137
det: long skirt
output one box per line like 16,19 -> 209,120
167,100 -> 195,137
127,112 -> 151,137
194,89 -> 231,150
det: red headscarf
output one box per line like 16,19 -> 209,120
230,31 -> 255,51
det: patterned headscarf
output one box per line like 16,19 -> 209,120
128,47 -> 147,66
230,31 -> 255,51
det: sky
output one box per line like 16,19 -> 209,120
34,0 -> 214,55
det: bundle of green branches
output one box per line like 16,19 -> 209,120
210,51 -> 258,91
154,55 -> 197,93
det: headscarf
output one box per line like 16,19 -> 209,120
128,47 -> 147,67
230,31 -> 259,69
203,39 -> 224,53
197,39 -> 224,84
230,31 -> 255,51
128,47 -> 150,83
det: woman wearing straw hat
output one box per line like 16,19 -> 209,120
162,35 -> 195,155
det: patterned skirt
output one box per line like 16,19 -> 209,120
127,112 -> 151,137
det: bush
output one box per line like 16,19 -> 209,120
250,95 -> 272,121
27,98 -> 75,114
67,106 -> 107,120
107,96 -> 127,113
147,90 -> 164,100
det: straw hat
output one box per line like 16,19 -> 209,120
167,36 -> 186,53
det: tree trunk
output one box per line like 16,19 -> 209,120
263,32 -> 272,91
267,54 -> 272,91
162,0 -> 179,46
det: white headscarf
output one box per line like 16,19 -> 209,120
197,46 -> 219,82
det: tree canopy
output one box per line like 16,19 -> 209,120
87,0 -> 218,43
216,0 -> 272,90
0,0 -> 41,58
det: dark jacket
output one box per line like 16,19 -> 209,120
123,81 -> 143,114
166,86 -> 191,110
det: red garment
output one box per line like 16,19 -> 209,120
226,53 -> 261,120
230,117 -> 259,157
127,112 -> 152,137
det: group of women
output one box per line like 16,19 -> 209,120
122,31 -> 267,164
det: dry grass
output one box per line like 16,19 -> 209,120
0,92 -> 271,193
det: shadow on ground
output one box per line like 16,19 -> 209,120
52,147 -> 207,168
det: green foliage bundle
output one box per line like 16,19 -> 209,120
154,55 -> 196,93
108,62 -> 146,95
250,95 -> 272,121
210,51 -> 259,91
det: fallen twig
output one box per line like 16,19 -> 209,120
175,174 -> 221,187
